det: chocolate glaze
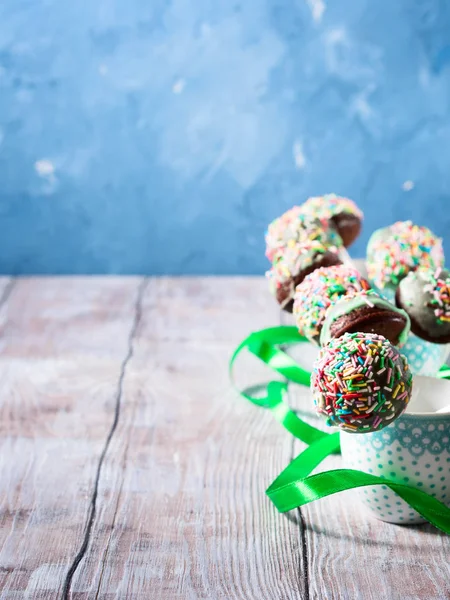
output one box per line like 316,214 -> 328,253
330,213 -> 362,248
329,305 -> 409,346
276,251 -> 342,312
396,287 -> 450,344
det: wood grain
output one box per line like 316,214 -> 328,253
0,277 -> 142,599
68,278 -> 306,599
0,274 -> 448,600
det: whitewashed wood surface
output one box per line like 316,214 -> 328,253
0,276 -> 448,600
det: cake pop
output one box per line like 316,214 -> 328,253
367,221 -> 444,292
267,241 -> 342,312
311,332 -> 413,433
265,210 -> 343,262
293,264 -> 371,343
301,193 -> 363,247
396,267 -> 450,344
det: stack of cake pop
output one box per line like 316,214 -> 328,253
264,196 -> 447,433
366,221 -> 449,375
265,194 -> 362,311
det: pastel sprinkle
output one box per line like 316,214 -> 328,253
367,221 -> 444,289
265,209 -> 343,262
422,267 -> 450,324
293,265 -> 370,344
265,240 -> 341,308
301,193 -> 363,223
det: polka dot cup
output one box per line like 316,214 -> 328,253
400,334 -> 450,377
340,376 -> 450,524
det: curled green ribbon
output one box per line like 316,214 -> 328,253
267,434 -> 450,534
229,326 -> 333,446
230,326 -> 311,387
231,326 -> 450,534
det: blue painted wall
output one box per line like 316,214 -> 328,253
1,0 -> 450,274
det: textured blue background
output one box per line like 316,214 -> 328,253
1,0 -> 450,274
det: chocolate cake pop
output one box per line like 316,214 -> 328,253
311,332 -> 413,433
367,221 -> 444,291
293,264 -> 371,344
301,193 -> 363,247
320,289 -> 410,347
266,241 -> 342,312
396,267 -> 450,343
265,209 -> 343,262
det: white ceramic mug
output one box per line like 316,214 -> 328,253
340,376 -> 450,524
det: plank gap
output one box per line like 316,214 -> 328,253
0,278 -> 15,308
288,421 -> 310,600
61,278 -> 148,599
281,308 -> 311,599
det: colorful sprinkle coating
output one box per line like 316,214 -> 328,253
423,268 -> 450,323
293,265 -> 371,344
265,209 -> 342,262
301,193 -> 363,222
266,240 -> 332,296
367,221 -> 444,289
311,332 -> 413,433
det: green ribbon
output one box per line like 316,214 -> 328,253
230,326 -> 311,387
438,364 -> 450,379
267,434 -> 450,533
229,326 -> 333,446
231,325 -> 450,534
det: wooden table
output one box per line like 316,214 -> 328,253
0,276 -> 448,600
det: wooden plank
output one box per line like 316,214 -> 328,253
0,277 -> 143,599
67,277 -> 306,599
2,272 -> 446,599
0,277 -> 142,359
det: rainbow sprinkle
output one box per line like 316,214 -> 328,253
267,241 -> 330,289
265,209 -> 342,262
311,332 -> 412,433
301,193 -> 363,222
293,265 -> 370,343
367,221 -> 444,289
423,268 -> 450,324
